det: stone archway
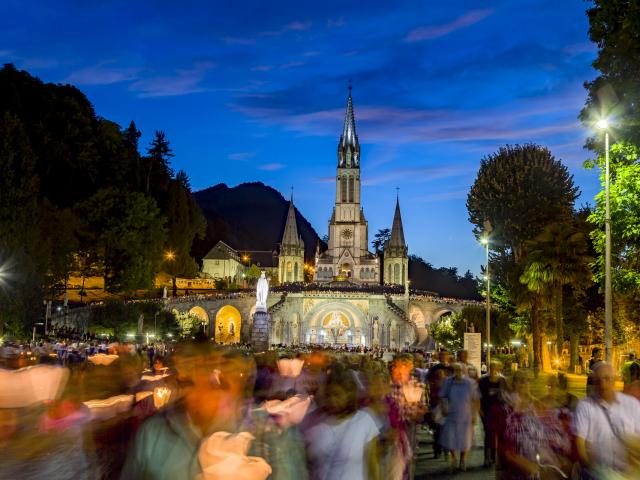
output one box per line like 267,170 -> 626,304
433,308 -> 455,323
409,304 -> 426,328
189,306 -> 209,323
303,300 -> 366,345
214,305 -> 241,344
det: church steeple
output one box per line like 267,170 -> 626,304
282,193 -> 302,247
383,194 -> 408,286
337,86 -> 360,167
279,192 -> 305,283
389,196 -> 407,249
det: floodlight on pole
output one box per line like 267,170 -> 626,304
596,118 -> 613,363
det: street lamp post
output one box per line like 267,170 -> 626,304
597,119 -> 613,363
481,237 -> 491,365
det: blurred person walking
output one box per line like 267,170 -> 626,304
586,348 -> 603,396
121,343 -> 259,480
303,361 -> 381,480
438,362 -> 479,472
385,353 -> 427,479
496,370 -> 563,479
478,360 -> 507,467
426,350 -> 452,460
575,362 -> 640,478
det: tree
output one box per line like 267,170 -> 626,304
520,221 -> 593,355
372,228 -> 391,254
0,112 -> 43,336
459,305 -> 514,348
145,130 -> 174,194
163,170 -> 206,281
587,144 -> 640,294
579,1 -> 640,147
430,314 -> 463,351
77,188 -> 166,293
245,264 -> 261,284
122,121 -> 142,191
467,144 -> 579,264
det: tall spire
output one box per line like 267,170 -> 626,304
337,85 -> 360,167
282,194 -> 302,247
389,196 -> 406,248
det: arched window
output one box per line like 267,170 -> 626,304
388,264 -> 392,283
294,262 -> 299,281
402,264 -> 406,284
341,176 -> 347,202
394,263 -> 400,284
348,176 -> 354,202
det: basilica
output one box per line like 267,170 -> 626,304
180,90 -> 474,348
278,88 -> 408,288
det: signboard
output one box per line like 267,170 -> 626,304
464,332 -> 482,377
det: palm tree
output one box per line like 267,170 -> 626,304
520,222 -> 592,361
513,265 -> 548,376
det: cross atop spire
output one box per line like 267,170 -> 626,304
337,86 -> 360,168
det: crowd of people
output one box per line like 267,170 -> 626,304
2,336 -> 640,479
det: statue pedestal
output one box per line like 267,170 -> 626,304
251,309 -> 271,353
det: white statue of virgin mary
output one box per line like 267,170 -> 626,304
256,271 -> 269,312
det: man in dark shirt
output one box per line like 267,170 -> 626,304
586,347 -> 603,396
478,360 -> 507,467
426,350 -> 453,458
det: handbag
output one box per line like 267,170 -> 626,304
432,378 -> 452,425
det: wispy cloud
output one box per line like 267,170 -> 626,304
280,61 -> 304,69
414,190 -> 468,202
262,20 -> 312,36
252,65 -> 274,72
223,36 -> 256,45
363,165 -> 473,186
327,17 -> 345,28
405,9 -> 493,42
228,151 -> 256,161
129,61 -> 215,97
316,176 -> 335,183
232,86 -> 586,147
0,49 -> 12,57
66,64 -> 141,85
287,21 -> 311,31
258,162 -> 285,171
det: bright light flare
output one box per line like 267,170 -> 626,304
596,118 -> 609,130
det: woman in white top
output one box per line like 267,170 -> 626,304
303,361 -> 380,480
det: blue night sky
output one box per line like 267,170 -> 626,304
1,0 -> 601,275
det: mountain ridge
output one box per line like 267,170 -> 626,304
192,181 -> 324,262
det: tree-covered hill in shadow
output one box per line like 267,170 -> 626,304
408,255 -> 481,300
192,182 -> 324,262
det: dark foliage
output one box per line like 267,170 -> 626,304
408,255 -> 481,300
192,182 -> 324,262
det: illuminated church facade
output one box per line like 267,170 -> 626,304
280,88 -> 408,287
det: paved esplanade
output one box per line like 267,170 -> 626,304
415,423 -> 495,480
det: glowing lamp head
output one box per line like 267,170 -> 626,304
480,237 -> 488,245
596,119 -> 609,130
